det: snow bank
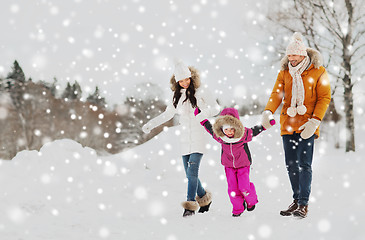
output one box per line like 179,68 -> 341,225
0,118 -> 364,239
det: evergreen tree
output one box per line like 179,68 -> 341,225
61,82 -> 73,100
6,61 -> 26,107
49,78 -> 57,96
61,81 -> 82,100
72,81 -> 82,100
87,86 -> 106,108
7,60 -> 25,82
5,61 -> 30,150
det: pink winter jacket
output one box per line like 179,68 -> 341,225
197,108 -> 264,168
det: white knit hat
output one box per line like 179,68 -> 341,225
222,124 -> 232,131
286,32 -> 308,56
173,59 -> 191,81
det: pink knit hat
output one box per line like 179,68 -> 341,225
286,32 -> 307,56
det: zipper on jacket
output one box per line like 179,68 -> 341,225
188,103 -> 192,154
230,143 -> 236,168
189,114 -> 192,153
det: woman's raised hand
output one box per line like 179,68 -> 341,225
142,123 -> 152,134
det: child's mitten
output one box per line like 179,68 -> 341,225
261,110 -> 275,130
142,122 -> 152,134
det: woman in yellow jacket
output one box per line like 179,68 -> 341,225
262,32 -> 331,218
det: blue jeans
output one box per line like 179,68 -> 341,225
282,133 -> 315,206
182,153 -> 206,201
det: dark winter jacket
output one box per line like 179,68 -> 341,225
198,108 -> 264,168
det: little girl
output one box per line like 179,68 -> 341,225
195,107 -> 274,217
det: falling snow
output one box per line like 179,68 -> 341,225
0,118 -> 363,239
0,0 -> 364,239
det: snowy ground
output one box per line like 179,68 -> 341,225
0,115 -> 364,240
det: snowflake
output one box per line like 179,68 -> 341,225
148,201 -> 165,216
258,224 -> 272,238
99,227 -> 110,238
134,186 -> 148,200
317,219 -> 331,232
51,209 -> 59,216
7,206 -> 26,224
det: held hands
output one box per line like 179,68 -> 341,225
194,108 -> 208,125
194,108 -> 200,116
298,118 -> 321,139
261,110 -> 275,130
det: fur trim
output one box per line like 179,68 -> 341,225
280,48 -> 323,71
195,190 -> 212,207
170,66 -> 201,91
221,136 -> 242,143
181,201 -> 199,211
213,115 -> 244,139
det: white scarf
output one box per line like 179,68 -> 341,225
287,56 -> 310,117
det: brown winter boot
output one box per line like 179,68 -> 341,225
293,205 -> 308,218
280,199 -> 298,216
181,201 -> 199,217
196,190 -> 212,213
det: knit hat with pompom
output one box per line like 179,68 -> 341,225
286,32 -> 307,56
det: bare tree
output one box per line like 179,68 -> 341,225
266,0 -> 365,152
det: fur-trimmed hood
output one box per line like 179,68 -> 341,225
170,66 -> 201,91
213,108 -> 244,141
280,48 -> 323,71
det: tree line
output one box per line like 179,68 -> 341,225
0,58 -> 347,160
0,61 -> 171,160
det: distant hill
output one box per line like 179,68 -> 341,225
0,61 -> 171,160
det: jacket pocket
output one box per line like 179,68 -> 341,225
305,77 -> 315,99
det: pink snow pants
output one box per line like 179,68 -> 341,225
224,166 -> 258,215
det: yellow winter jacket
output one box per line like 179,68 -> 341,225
264,48 -> 331,138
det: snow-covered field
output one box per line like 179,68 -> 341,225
0,115 -> 364,240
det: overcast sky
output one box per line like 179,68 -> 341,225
0,0 -> 281,106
